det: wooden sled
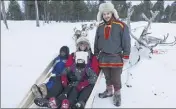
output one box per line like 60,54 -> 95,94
17,57 -> 103,108
17,58 -> 55,108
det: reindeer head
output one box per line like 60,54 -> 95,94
73,23 -> 97,41
81,24 -> 88,31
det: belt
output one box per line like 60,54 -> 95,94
101,52 -> 122,57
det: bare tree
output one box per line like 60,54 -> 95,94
1,0 -> 9,29
46,0 -> 49,23
43,1 -> 47,23
42,0 -> 50,24
127,2 -> 134,33
35,0 -> 40,27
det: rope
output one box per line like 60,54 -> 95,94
123,55 -> 141,71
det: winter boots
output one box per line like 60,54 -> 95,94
34,97 -> 58,108
31,84 -> 47,98
34,98 -> 50,107
61,99 -> 70,109
113,90 -> 121,107
39,84 -> 47,98
48,97 -> 58,108
98,85 -> 121,107
74,101 -> 85,108
98,85 -> 113,98
31,84 -> 42,98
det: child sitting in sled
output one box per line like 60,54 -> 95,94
32,37 -> 99,108
52,46 -> 70,76
31,46 -> 70,98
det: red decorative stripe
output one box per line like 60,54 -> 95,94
99,63 -> 123,67
104,25 -> 111,40
112,20 -> 125,31
123,55 -> 129,59
100,66 -> 123,68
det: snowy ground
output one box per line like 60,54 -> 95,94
1,20 -> 176,108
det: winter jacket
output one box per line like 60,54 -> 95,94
46,56 -> 67,90
60,52 -> 99,92
51,56 -> 67,76
94,19 -> 131,68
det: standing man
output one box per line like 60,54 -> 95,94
94,2 -> 131,107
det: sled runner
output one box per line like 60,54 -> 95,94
17,58 -> 55,108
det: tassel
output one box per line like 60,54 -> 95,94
104,25 -> 111,40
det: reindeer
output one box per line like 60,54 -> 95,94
126,4 -> 176,57
124,3 -> 176,87
72,23 -> 97,43
130,11 -> 176,56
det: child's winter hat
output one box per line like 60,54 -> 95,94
76,37 -> 91,51
59,46 -> 70,59
97,2 -> 119,22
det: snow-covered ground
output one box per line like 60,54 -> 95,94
1,20 -> 176,108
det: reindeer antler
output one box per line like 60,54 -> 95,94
140,11 -> 159,39
158,34 -> 176,46
145,33 -> 176,46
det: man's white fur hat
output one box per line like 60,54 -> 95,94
97,2 -> 119,22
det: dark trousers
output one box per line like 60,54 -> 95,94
45,76 -> 74,100
102,67 -> 122,91
56,85 -> 74,107
45,76 -> 94,107
78,85 -> 94,102
56,85 -> 94,107
46,76 -> 64,98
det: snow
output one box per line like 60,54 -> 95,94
1,20 -> 176,108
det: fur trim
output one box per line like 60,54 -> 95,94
76,37 -> 91,50
76,37 -> 90,45
97,2 -> 119,22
